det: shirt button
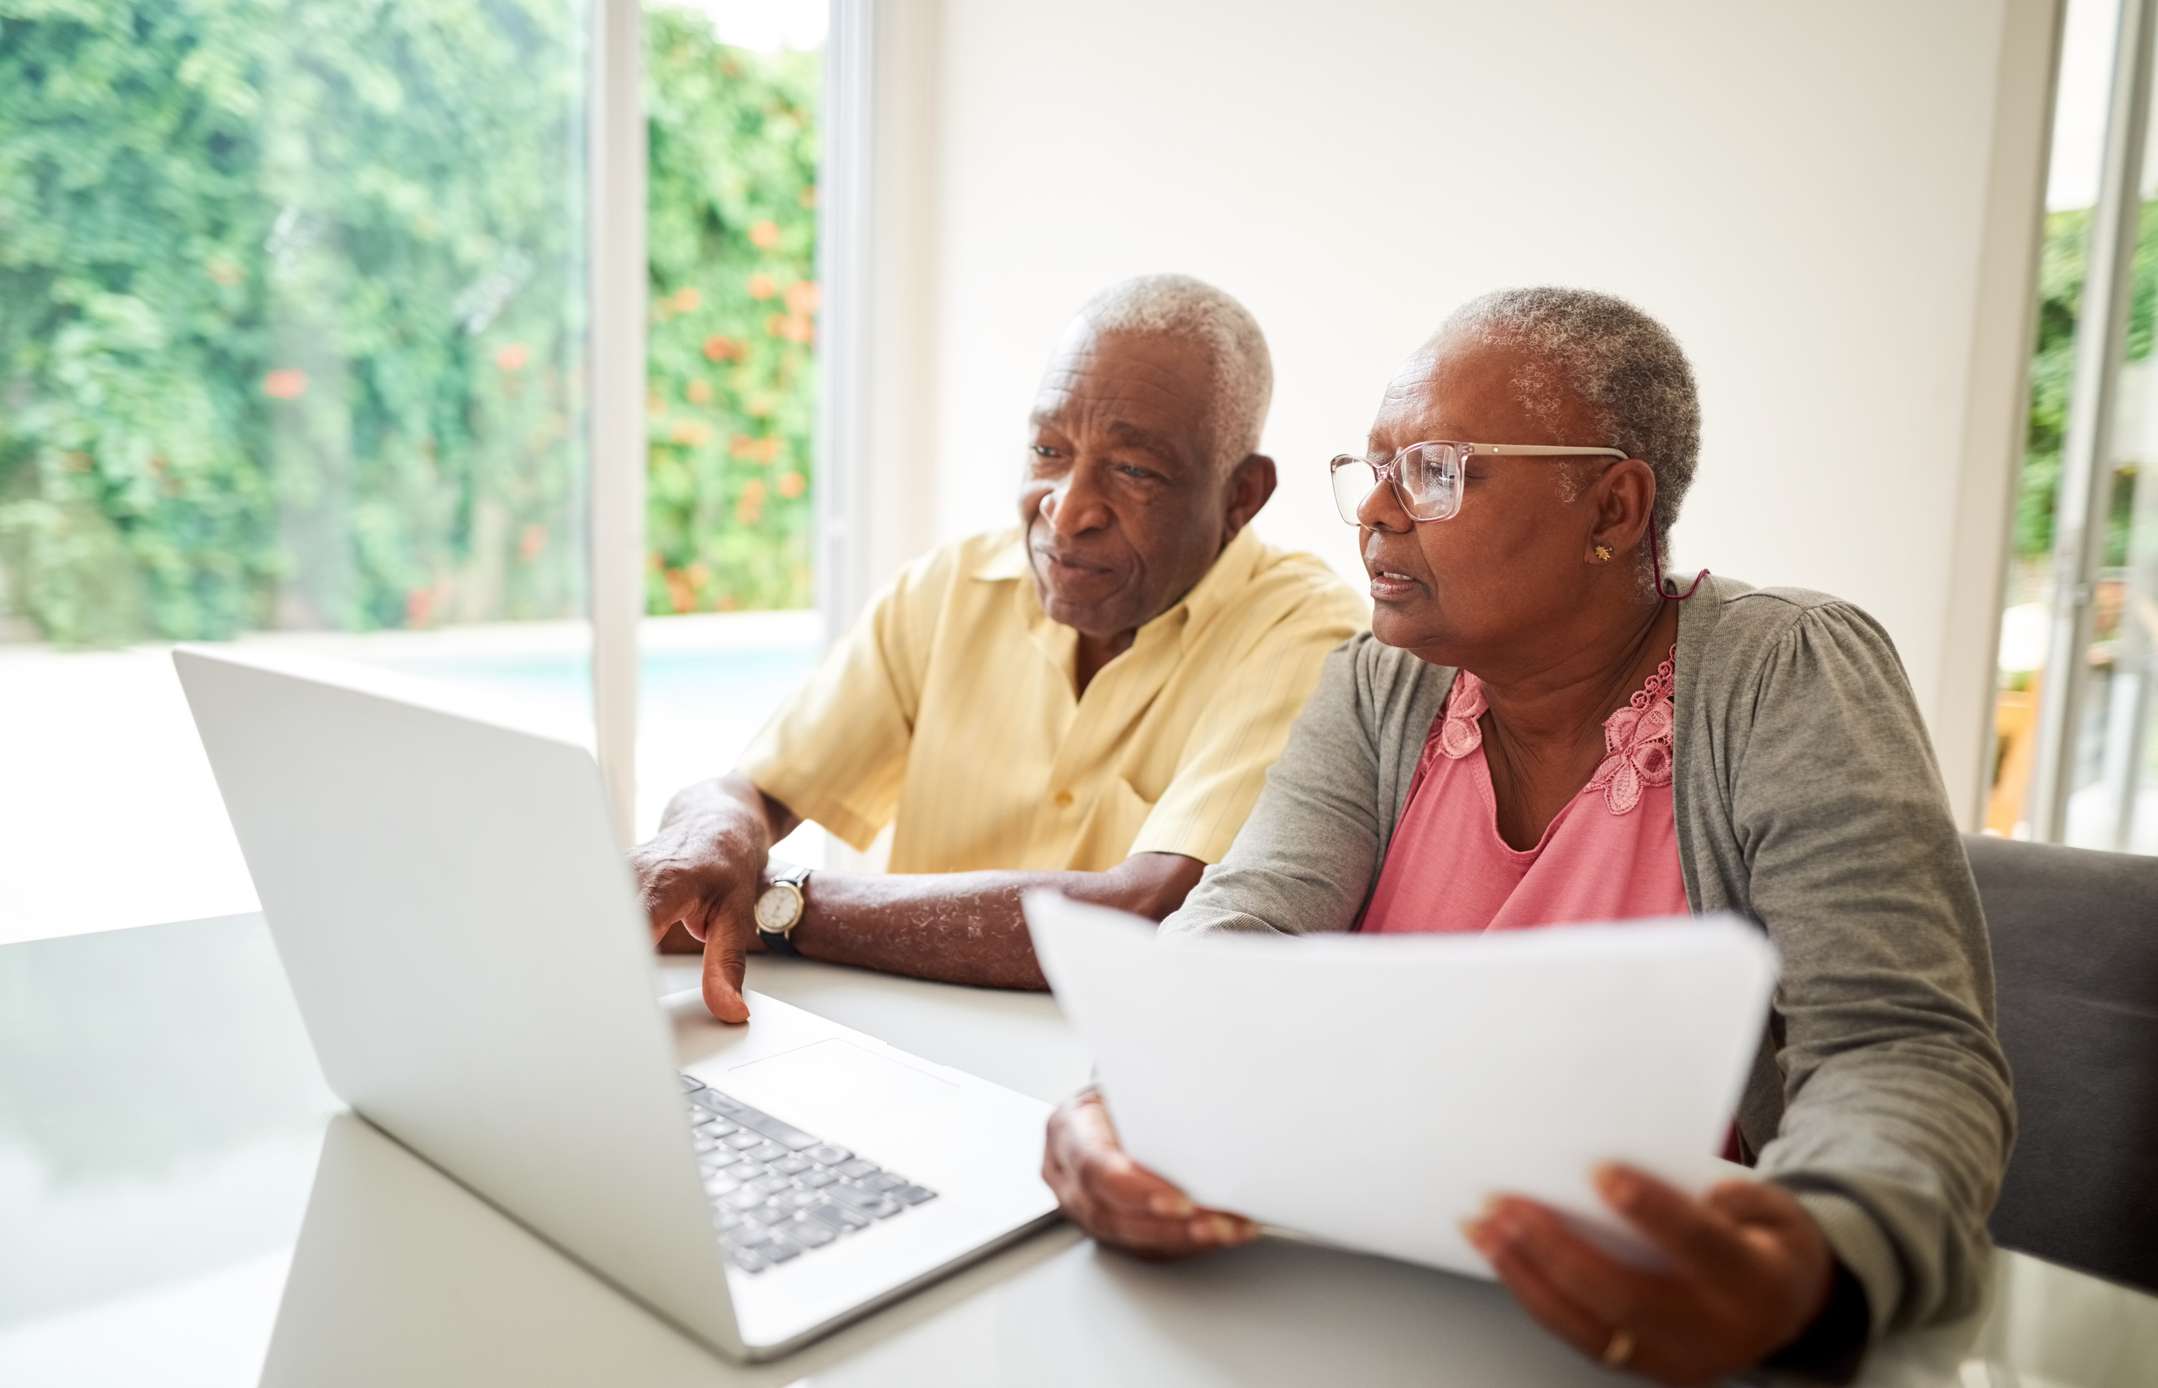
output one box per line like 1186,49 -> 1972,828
1053,789 -> 1075,808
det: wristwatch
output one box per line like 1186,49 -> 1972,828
753,861 -> 812,956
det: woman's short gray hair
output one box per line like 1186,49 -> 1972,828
1075,273 -> 1273,470
1441,287 -> 1700,551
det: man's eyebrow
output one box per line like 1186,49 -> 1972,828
1105,419 -> 1184,464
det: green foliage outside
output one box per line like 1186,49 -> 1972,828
644,9 -> 818,616
0,0 -> 816,647
2017,202 -> 2149,569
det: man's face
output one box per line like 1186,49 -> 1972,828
1019,328 -> 1235,641
1357,334 -> 1604,666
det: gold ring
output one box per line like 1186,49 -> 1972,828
1601,1327 -> 1636,1368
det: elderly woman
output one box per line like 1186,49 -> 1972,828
1041,288 -> 2013,1384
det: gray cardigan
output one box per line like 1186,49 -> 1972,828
1161,575 -> 2015,1342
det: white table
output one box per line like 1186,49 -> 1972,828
2,914 -> 2153,1387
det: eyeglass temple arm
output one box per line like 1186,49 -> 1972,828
1472,445 -> 1630,459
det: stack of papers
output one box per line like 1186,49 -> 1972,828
1023,895 -> 1778,1278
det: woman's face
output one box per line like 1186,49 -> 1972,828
1354,335 -> 1606,669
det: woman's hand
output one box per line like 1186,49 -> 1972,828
1462,1165 -> 1835,1386
1043,1089 -> 1258,1258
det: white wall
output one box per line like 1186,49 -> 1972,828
870,0 -> 2046,808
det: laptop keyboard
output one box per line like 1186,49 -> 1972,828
679,1073 -> 938,1274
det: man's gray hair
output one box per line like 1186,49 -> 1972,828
1440,287 -> 1700,553
1074,273 -> 1273,470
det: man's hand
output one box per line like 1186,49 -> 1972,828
1462,1165 -> 1836,1385
1042,1088 -> 1257,1258
629,808 -> 769,1024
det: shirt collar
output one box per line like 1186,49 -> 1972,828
1172,524 -> 1261,634
971,532 -> 1032,582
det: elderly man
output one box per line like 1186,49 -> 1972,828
636,274 -> 1365,1022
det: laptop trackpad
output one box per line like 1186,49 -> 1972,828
715,1039 -> 967,1160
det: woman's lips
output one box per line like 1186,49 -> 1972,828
1367,566 -> 1424,602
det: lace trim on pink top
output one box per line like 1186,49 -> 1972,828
1438,646 -> 1678,817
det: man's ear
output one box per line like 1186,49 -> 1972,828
1222,453 -> 1278,538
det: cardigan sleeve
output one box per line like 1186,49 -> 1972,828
1729,602 -> 2015,1340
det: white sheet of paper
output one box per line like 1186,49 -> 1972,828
1023,894 -> 1779,1279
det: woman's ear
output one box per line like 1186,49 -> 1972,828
1589,457 -> 1657,555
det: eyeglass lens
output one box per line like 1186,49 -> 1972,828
1330,444 -> 1462,524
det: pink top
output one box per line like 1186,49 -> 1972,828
1359,648 -> 1688,935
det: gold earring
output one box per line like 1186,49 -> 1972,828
1594,544 -> 1614,563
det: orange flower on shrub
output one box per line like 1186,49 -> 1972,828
735,496 -> 763,527
729,434 -> 756,459
749,220 -> 780,250
495,342 -> 529,372
779,314 -> 813,344
747,272 -> 777,301
685,561 -> 711,589
744,396 -> 773,419
741,478 -> 768,506
673,287 -> 701,313
406,587 -> 436,626
766,313 -> 787,337
670,420 -> 712,446
685,379 -> 712,405
262,368 -> 308,400
798,185 -> 818,209
776,471 -> 805,499
702,334 -> 745,362
785,281 -> 820,315
518,523 -> 548,562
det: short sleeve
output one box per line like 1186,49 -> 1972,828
1128,611 -> 1360,866
737,549 -> 947,850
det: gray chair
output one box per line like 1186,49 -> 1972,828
1963,833 -> 2158,1292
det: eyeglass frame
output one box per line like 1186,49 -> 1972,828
1328,441 -> 1629,525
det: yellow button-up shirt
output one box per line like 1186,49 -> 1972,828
740,525 -> 1366,872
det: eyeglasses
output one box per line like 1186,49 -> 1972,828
1328,441 -> 1628,525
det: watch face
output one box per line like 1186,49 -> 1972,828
753,883 -> 799,933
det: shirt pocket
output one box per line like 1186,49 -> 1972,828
1065,775 -> 1157,872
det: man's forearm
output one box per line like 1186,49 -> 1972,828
790,854 -> 1202,990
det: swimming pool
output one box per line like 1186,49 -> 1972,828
0,614 -> 830,943
368,633 -> 823,729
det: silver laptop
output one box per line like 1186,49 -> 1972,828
174,646 -> 1058,1362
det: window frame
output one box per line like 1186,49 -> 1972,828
587,0 -> 864,846
2027,0 -> 2157,842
